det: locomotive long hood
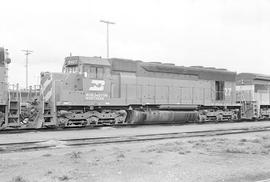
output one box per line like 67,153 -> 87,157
141,63 -> 236,82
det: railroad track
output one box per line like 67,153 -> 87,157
0,119 -> 261,135
1,126 -> 270,153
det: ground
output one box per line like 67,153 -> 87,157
2,122 -> 270,182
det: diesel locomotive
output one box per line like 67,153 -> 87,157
38,56 -> 240,128
236,73 -> 270,120
0,48 -> 11,127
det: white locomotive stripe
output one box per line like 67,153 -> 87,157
44,89 -> 52,102
42,82 -> 52,97
41,75 -> 52,93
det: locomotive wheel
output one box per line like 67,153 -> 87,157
58,117 -> 69,128
198,114 -> 206,123
87,117 -> 99,125
115,116 -> 126,124
114,110 -> 128,124
216,114 -> 223,121
232,114 -> 238,121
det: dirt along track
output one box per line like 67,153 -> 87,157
2,121 -> 270,153
3,121 -> 270,182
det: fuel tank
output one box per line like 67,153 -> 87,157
129,110 -> 198,124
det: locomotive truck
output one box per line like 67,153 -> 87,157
39,56 -> 240,128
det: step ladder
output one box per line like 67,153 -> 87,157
7,84 -> 21,127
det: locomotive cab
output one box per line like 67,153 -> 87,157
43,56 -> 126,127
60,56 -> 112,105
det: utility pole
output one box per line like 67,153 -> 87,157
100,20 -> 115,59
21,49 -> 33,89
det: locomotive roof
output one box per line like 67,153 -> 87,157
64,56 -> 236,81
110,58 -> 236,81
141,63 -> 235,81
64,56 -> 111,67
237,73 -> 270,83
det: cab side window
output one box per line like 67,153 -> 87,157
89,67 -> 96,78
65,66 -> 77,73
83,65 -> 104,79
97,67 -> 104,79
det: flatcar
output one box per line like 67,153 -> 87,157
38,56 -> 240,128
237,73 -> 270,120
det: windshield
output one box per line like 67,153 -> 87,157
64,66 -> 78,73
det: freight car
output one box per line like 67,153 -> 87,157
38,56 -> 240,128
237,73 -> 270,120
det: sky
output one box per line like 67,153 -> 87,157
1,0 -> 270,88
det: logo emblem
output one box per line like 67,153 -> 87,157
89,80 -> 105,91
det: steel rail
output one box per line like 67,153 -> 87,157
1,126 -> 270,153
